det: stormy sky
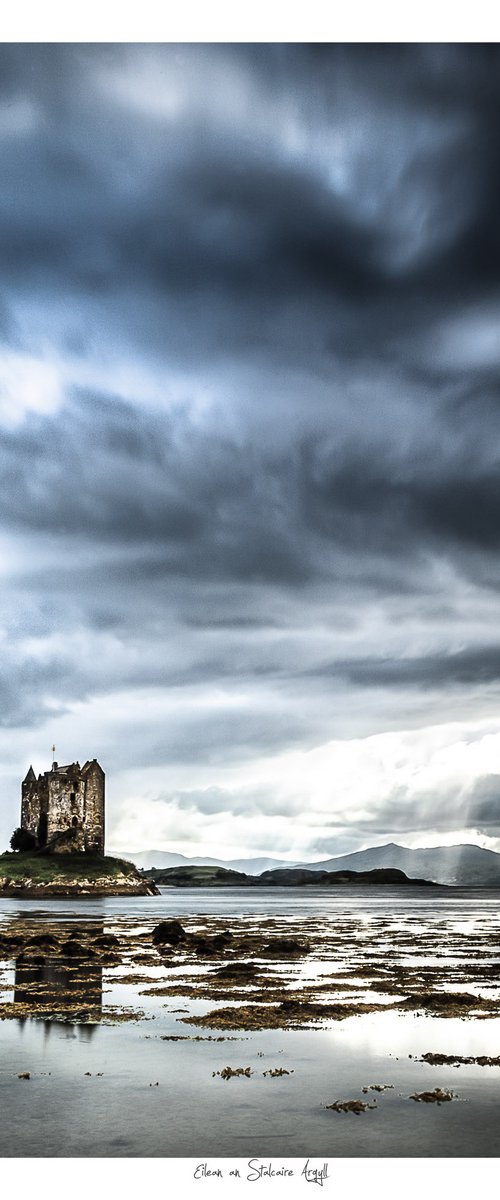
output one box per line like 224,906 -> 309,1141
1,42 -> 500,860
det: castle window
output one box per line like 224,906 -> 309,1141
71,816 -> 78,828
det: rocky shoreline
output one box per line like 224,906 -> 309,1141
0,880 -> 158,897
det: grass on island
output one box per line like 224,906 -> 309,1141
0,851 -> 138,882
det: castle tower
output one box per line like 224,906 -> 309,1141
80,760 -> 105,855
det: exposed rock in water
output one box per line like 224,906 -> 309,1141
213,1066 -> 253,1080
152,920 -> 187,946
326,1098 -> 377,1114
61,940 -> 95,958
402,991 -> 488,1015
421,1052 -> 500,1067
409,1088 -> 455,1103
213,961 -> 263,979
262,938 -> 310,956
93,934 -> 120,950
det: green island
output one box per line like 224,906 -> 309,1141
0,851 -> 159,897
145,864 -> 437,887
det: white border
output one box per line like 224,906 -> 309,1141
1,1 -> 499,44
0,1155 -> 494,1198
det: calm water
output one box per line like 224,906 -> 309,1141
1,887 -> 499,1158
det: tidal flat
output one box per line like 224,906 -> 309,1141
1,887 -> 500,1157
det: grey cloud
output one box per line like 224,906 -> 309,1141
154,786 -> 304,820
112,706 -> 314,773
1,392 -> 314,585
0,656 -> 74,729
4,381 -> 500,587
464,776 -> 500,834
316,775 -> 500,843
320,646 -> 500,691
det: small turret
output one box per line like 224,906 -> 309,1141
23,766 -> 36,784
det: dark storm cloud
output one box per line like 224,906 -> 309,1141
111,154 -> 384,304
110,44 -> 499,312
0,43 -> 497,324
1,395 -> 206,543
297,403 -> 500,573
0,392 -> 312,585
3,372 -> 500,731
320,646 -> 500,690
3,375 -> 500,582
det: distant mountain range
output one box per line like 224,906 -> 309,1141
113,849 -> 289,874
112,842 -> 500,886
300,843 -> 500,886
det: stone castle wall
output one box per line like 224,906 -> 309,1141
46,767 -> 87,851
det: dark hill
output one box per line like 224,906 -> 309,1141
257,867 -> 435,887
147,864 -> 436,887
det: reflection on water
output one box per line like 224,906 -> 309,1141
14,951 -> 103,1028
0,921 -> 111,1027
